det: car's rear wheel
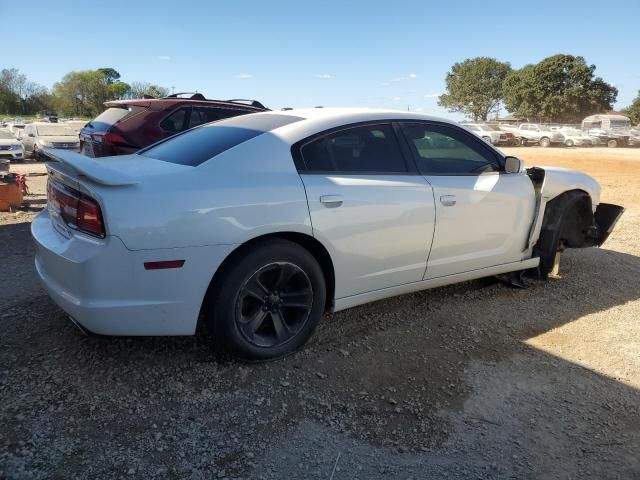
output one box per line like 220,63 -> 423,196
482,135 -> 492,144
519,137 -> 528,146
207,239 -> 326,361
32,145 -> 41,161
565,139 -> 574,147
540,137 -> 551,148
607,139 -> 618,148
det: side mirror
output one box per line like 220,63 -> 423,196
28,133 -> 35,137
504,156 -> 523,174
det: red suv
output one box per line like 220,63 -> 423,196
79,93 -> 268,157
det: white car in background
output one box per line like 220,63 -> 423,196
462,123 -> 511,145
0,129 -> 25,161
21,122 -> 80,160
559,128 -> 594,147
32,109 -> 624,360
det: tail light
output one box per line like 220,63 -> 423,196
47,180 -> 105,238
91,132 -> 128,145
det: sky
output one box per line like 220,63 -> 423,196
1,0 -> 638,119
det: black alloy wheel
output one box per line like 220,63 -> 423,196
207,238 -> 326,361
235,262 -> 313,348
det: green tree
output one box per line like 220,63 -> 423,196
623,91 -> 640,125
438,57 -> 512,121
503,54 -> 617,123
126,81 -> 170,99
0,68 -> 53,115
52,68 -> 130,116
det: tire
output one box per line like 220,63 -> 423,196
482,136 -> 492,144
607,139 -> 618,148
565,139 -> 574,147
207,239 -> 326,361
32,145 -> 40,161
539,137 -> 551,148
519,137 -> 528,146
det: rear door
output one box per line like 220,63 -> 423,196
399,122 -> 536,279
294,122 -> 435,299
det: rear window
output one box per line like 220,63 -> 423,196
89,106 -> 145,131
140,113 -> 304,166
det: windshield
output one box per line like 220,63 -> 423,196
36,125 -> 77,136
0,130 -> 16,140
89,106 -> 145,131
140,113 -> 303,166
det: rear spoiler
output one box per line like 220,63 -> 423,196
43,148 -> 138,186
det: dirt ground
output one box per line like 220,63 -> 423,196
1,148 -> 639,479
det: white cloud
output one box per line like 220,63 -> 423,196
389,74 -> 418,82
382,82 -> 390,87
423,93 -> 440,98
392,96 -> 402,102
236,73 -> 253,79
157,55 -> 171,61
315,74 -> 334,79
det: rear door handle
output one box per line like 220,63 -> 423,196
320,195 -> 344,207
440,195 -> 456,206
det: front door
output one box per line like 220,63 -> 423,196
295,122 -> 436,299
399,122 -> 536,279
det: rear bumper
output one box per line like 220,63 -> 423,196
32,210 -> 234,336
594,203 -> 625,246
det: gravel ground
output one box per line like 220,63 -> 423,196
1,149 -> 639,479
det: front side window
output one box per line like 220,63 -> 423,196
400,123 -> 502,175
300,124 -> 408,173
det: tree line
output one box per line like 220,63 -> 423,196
438,54 -> 638,124
0,67 -> 169,117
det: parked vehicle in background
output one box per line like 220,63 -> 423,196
558,128 -> 594,147
0,129 -> 25,161
33,109 -> 623,360
581,114 -> 631,148
79,93 -> 269,158
6,122 -> 25,137
64,120 -> 87,134
461,123 -> 512,145
501,123 -> 565,147
22,122 -> 79,160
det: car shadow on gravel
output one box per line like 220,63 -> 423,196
2,223 -> 640,478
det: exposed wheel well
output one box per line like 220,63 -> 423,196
542,189 -> 594,248
200,232 -> 336,320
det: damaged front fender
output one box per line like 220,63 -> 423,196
593,203 -> 625,246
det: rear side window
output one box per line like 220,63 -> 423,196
140,113 -> 303,166
160,108 -> 189,133
300,124 -> 408,173
188,107 -> 248,128
90,106 -> 145,131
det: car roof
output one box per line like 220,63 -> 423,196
104,98 -> 267,111
245,108 -> 461,142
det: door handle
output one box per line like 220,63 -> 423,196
440,195 -> 456,206
320,195 -> 344,207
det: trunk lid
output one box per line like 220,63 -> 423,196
44,149 -> 192,186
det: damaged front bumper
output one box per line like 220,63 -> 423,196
593,203 -> 625,246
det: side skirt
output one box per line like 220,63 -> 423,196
334,257 -> 540,312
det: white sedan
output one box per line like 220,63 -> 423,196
32,109 -> 624,360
